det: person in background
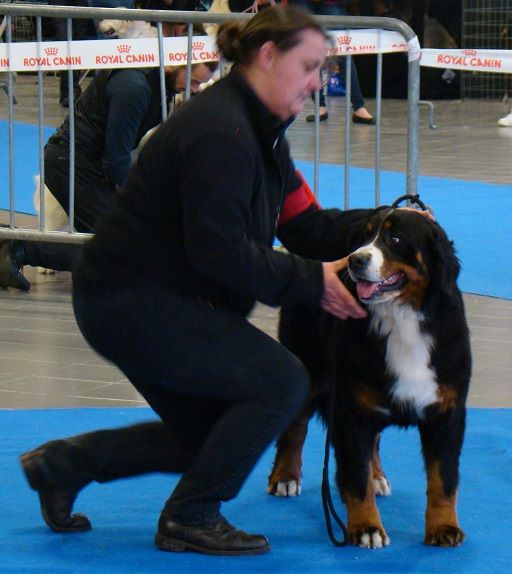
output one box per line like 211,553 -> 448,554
290,0 -> 375,124
0,62 -> 216,291
18,5 -> 370,557
47,0 -> 97,108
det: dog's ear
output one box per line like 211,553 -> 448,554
427,222 -> 461,291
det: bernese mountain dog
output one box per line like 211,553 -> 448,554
268,206 -> 471,548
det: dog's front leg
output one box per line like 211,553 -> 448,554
420,410 -> 466,547
267,409 -> 312,497
334,428 -> 390,548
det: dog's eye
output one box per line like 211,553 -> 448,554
391,235 -> 401,244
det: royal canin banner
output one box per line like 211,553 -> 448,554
0,36 -> 219,72
0,29 -> 414,72
421,48 -> 512,74
1,30 -> 510,73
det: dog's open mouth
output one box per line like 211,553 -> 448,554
355,272 -> 405,303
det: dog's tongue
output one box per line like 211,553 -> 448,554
356,280 -> 380,300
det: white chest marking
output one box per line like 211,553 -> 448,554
370,303 -> 439,417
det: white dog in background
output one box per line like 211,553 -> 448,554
97,13 -> 158,39
33,176 -> 70,274
97,18 -> 158,39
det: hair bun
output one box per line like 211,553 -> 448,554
216,21 -> 243,63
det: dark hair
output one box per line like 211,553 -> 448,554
216,5 -> 329,65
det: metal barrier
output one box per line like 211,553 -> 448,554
0,3 -> 420,245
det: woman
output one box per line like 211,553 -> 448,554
20,5 -> 368,556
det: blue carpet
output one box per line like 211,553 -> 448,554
296,161 -> 512,300
0,121 -> 54,215
1,407 -> 511,573
2,121 -> 511,299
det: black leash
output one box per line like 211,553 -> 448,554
320,375 -> 348,546
320,321 -> 348,546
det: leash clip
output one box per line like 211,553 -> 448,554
390,193 -> 433,216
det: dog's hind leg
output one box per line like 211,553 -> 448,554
371,433 -> 392,496
267,409 -> 312,497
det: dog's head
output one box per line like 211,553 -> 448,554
347,208 -> 460,308
97,18 -> 129,38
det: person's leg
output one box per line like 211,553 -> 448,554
43,144 -> 114,234
332,4 -> 374,124
73,282 -> 311,521
20,420 -> 196,532
340,55 -> 374,122
22,280 -> 310,553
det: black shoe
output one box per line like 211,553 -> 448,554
352,113 -> 375,125
306,112 -> 328,123
155,515 -> 270,556
20,440 -> 92,533
0,239 -> 30,291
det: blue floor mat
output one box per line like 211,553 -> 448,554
0,120 -> 54,215
2,121 -> 511,299
1,407 -> 511,573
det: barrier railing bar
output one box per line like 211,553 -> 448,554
185,23 -> 193,102
156,21 -> 167,122
6,13 -> 15,229
313,89 -> 320,197
66,16 -> 76,234
406,53 -> 420,198
374,51 -> 383,206
36,15 -> 46,231
0,6 -> 420,241
0,228 -> 92,243
343,54 -> 351,210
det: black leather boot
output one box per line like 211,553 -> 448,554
19,440 -> 94,532
0,239 -> 30,291
155,514 -> 270,556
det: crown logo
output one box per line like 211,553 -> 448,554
462,49 -> 477,56
117,44 -> 131,54
192,41 -> 205,51
337,35 -> 351,46
44,47 -> 58,56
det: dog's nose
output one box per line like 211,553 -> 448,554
349,252 -> 371,271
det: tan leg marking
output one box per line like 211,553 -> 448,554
424,460 -> 465,546
344,465 -> 390,548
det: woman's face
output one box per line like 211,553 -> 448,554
257,29 -> 329,120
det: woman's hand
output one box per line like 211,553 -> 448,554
321,258 -> 367,320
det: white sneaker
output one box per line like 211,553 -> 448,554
498,111 -> 512,127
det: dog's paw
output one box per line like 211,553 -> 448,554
349,527 -> 390,548
424,525 -> 465,547
267,479 -> 301,497
37,267 -> 56,275
373,475 -> 392,496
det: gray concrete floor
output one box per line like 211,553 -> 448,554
1,73 -> 511,409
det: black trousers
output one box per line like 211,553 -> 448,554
21,144 -> 114,272
72,279 -> 311,525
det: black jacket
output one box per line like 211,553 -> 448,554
75,68 -> 369,316
48,68 -> 168,188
